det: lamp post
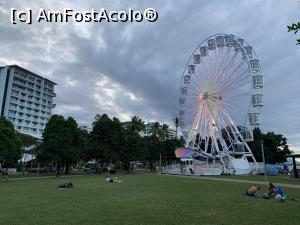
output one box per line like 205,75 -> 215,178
159,153 -> 162,173
260,140 -> 267,182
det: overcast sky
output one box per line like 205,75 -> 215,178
0,0 -> 299,152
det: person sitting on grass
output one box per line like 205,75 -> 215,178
58,182 -> 73,189
247,185 -> 261,196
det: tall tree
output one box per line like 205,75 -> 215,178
249,127 -> 292,163
121,130 -> 145,173
78,128 -> 89,161
39,115 -> 81,175
0,117 -> 21,168
63,117 -> 82,174
89,114 -> 126,167
144,135 -> 161,172
161,138 -> 185,165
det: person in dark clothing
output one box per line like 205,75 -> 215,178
268,182 -> 276,197
58,182 -> 73,188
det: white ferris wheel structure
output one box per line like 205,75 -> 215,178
178,33 -> 263,173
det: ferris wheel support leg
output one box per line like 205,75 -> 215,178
224,110 -> 259,174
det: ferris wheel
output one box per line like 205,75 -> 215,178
178,34 -> 263,169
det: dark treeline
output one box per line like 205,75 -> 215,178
35,114 -> 184,175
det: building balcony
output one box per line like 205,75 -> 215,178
11,92 -> 19,97
9,106 -> 18,111
12,80 -> 27,88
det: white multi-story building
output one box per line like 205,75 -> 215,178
0,65 -> 56,138
168,129 -> 177,140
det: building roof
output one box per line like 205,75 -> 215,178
7,64 -> 57,85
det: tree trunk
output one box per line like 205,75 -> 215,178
56,162 -> 60,177
150,161 -> 154,172
125,161 -> 130,174
64,162 -> 69,175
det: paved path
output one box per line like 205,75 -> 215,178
5,174 -> 85,181
163,173 -> 300,189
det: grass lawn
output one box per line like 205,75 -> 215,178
1,174 -> 300,225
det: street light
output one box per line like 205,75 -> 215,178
260,140 -> 267,182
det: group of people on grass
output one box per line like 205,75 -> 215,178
57,176 -> 123,189
247,182 -> 285,201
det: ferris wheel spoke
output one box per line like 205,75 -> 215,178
221,99 -> 250,112
209,46 -> 231,90
219,58 -> 247,86
189,76 -> 205,94
220,73 -> 251,94
209,47 -> 224,89
216,68 -> 250,94
208,47 -> 220,89
207,97 -> 250,127
222,106 -> 249,127
215,55 -> 244,90
197,58 -> 214,90
220,92 -> 252,97
212,46 -> 235,88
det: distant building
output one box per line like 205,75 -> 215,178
79,124 -> 92,133
168,129 -> 176,139
121,121 -> 131,130
142,122 -> 155,137
0,65 -> 56,138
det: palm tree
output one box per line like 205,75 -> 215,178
150,122 -> 161,137
173,117 -> 179,140
160,124 -> 169,140
93,114 -> 101,126
128,116 -> 146,133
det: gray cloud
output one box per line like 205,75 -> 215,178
0,0 -> 300,151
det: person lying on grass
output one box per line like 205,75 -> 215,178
105,176 -> 122,183
246,185 -> 261,196
58,182 -> 73,189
